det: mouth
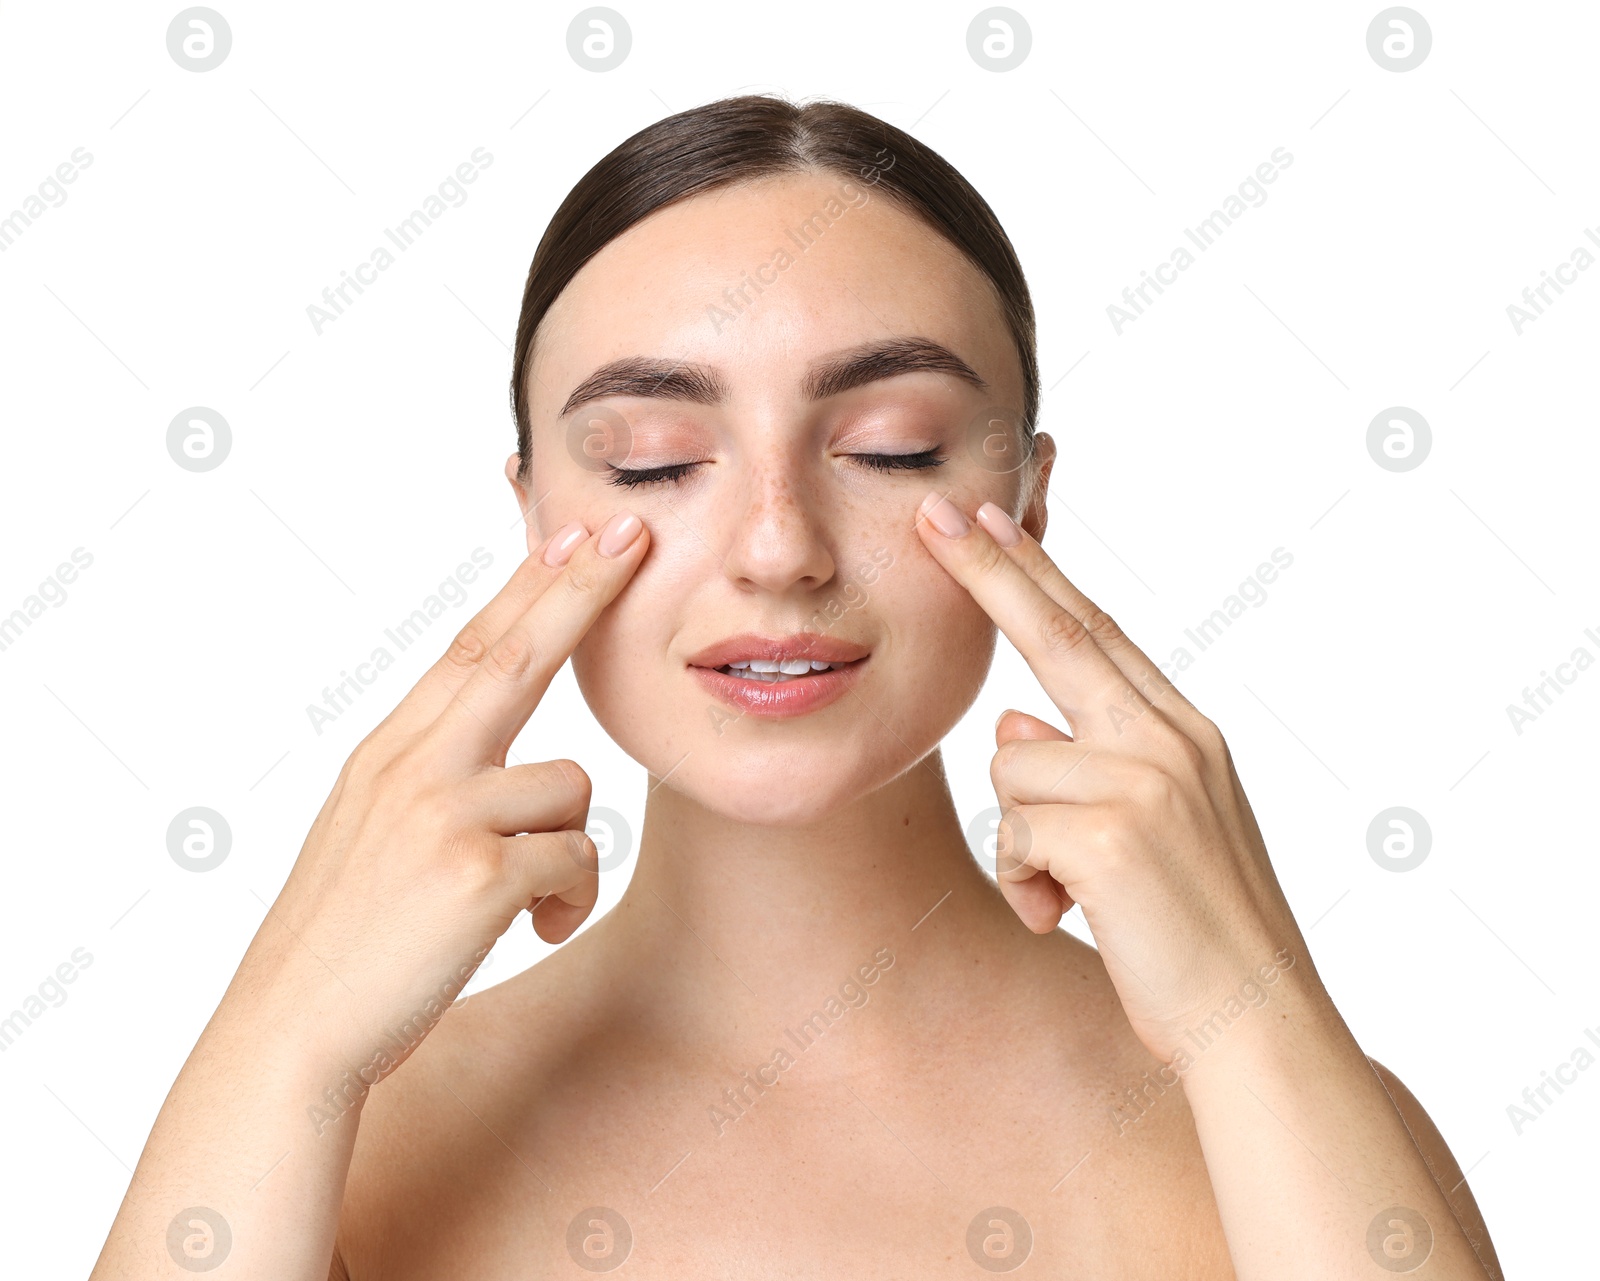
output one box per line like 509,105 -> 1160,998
713,657 -> 863,683
686,633 -> 871,719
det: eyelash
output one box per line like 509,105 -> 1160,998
603,450 -> 947,489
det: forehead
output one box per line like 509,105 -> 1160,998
529,170 -> 1020,408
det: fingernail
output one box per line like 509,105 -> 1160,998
542,520 -> 587,567
976,502 -> 1022,547
920,491 -> 970,538
995,708 -> 1013,733
597,510 -> 643,558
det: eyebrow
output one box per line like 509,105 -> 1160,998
557,336 -> 987,417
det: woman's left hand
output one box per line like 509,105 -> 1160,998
914,490 -> 1323,1065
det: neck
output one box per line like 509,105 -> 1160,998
599,748 -> 1029,1033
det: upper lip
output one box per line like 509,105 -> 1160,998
686,632 -> 872,669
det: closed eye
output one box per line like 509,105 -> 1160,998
602,449 -> 947,489
852,449 -> 946,473
604,461 -> 698,488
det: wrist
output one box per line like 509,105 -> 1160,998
215,932 -> 379,1078
1169,947 -> 1348,1090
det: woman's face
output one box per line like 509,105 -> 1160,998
511,170 -> 1054,825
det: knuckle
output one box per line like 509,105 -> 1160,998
483,629 -> 539,684
1157,720 -> 1209,778
997,807 -> 1035,867
345,729 -> 402,784
990,740 -> 1027,790
376,747 -> 450,813
396,736 -> 442,775
1036,605 -> 1090,659
1192,715 -> 1227,758
564,829 -> 599,875
447,830 -> 503,893
370,747 -> 413,792
1081,605 -> 1124,648
354,726 -> 421,778
1085,806 -> 1130,863
1132,763 -> 1179,808
337,744 -> 373,793
398,771 -> 460,834
543,757 -> 592,809
444,623 -> 494,672
1177,729 -> 1210,774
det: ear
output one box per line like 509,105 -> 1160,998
1019,431 -> 1055,543
505,451 -> 540,552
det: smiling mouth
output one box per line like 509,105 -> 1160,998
687,636 -> 869,718
715,658 -> 865,683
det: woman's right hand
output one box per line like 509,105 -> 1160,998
88,510 -> 650,1281
255,507 -> 650,1084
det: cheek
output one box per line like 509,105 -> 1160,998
880,552 -> 997,699
569,597 -> 664,759
566,522 -> 705,750
563,480 -> 1003,790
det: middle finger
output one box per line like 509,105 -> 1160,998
378,520 -> 591,741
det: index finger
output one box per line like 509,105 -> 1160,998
377,519 -> 593,741
971,502 -> 1201,724
428,509 -> 649,764
914,490 -> 1144,740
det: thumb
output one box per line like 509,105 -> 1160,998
995,708 -> 1072,745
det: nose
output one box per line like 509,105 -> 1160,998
717,461 -> 837,595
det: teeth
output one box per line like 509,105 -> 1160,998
718,658 -> 844,682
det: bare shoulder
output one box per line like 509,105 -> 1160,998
991,926 -> 1239,1278
1365,1057 -> 1504,1281
331,924 -> 612,1277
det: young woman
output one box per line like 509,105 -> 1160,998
92,95 -> 1502,1279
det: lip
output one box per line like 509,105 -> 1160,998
686,632 -> 872,721
685,632 -> 871,671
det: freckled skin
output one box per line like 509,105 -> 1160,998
333,173 -> 1245,1279
516,173 -> 1030,823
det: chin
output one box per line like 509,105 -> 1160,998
664,768 -> 880,827
576,675 -> 937,827
613,706 -> 920,825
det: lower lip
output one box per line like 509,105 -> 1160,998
689,659 -> 867,720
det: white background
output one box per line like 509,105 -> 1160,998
1,1 -> 1593,1274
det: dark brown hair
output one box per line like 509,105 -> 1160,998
509,93 -> 1038,480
